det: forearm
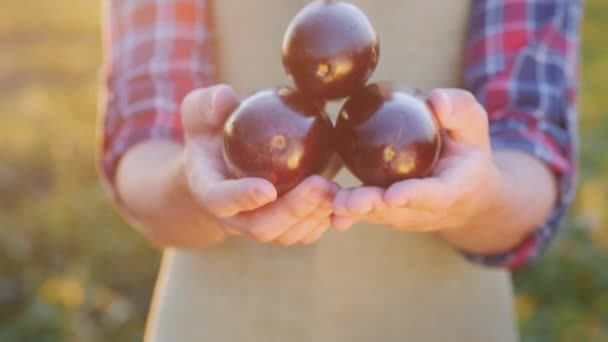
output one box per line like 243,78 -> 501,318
99,0 -> 224,248
116,140 -> 226,248
437,150 -> 558,255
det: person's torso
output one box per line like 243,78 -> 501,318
145,1 -> 518,341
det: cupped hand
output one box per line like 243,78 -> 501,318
182,85 -> 338,246
331,88 -> 505,233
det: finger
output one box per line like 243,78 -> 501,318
228,175 -> 334,242
372,207 -> 437,232
272,196 -> 334,246
181,84 -> 239,138
274,217 -> 328,246
196,178 -> 278,218
310,182 -> 339,219
311,199 -> 334,219
331,215 -> 355,232
383,178 -> 454,212
333,189 -> 351,216
345,187 -> 385,215
428,89 -> 489,148
401,210 -> 439,232
300,220 -> 331,244
185,137 -> 278,217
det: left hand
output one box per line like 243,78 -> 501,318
331,89 -> 506,233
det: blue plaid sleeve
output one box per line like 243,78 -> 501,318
462,0 -> 583,269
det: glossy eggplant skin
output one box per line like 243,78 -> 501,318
335,82 -> 442,187
282,0 -> 379,100
223,87 -> 336,195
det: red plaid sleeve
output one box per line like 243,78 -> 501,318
462,0 -> 583,269
98,0 -> 216,194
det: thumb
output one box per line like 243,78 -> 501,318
181,84 -> 239,138
428,88 -> 489,148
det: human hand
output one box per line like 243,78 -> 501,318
331,89 -> 506,234
181,85 -> 338,246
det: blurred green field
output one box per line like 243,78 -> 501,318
0,1 -> 607,341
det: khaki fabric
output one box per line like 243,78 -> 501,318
145,1 -> 519,341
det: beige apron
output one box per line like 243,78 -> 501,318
145,1 -> 519,341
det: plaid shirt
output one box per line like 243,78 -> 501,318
99,0 -> 583,270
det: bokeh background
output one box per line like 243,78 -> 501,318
0,1 -> 606,341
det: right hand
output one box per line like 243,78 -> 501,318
180,85 -> 338,246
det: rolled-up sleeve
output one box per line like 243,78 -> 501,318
98,0 -> 217,194
462,0 -> 583,269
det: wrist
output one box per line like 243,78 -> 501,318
470,158 -> 514,231
115,139 -> 227,248
116,140 -> 184,216
434,153 -> 524,254
441,155 -> 511,233
436,150 -> 556,255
